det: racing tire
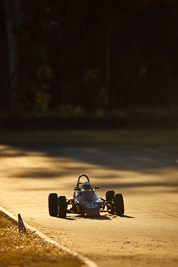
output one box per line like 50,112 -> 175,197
106,190 -> 115,214
48,193 -> 58,217
58,196 -> 67,218
114,193 -> 124,216
106,190 -> 115,201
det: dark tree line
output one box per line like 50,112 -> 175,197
0,0 -> 177,114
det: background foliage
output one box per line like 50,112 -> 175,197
0,0 -> 178,114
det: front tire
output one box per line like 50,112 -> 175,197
114,193 -> 124,216
106,190 -> 115,201
48,193 -> 58,217
106,190 -> 115,214
58,196 -> 67,218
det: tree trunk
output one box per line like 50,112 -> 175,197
5,0 -> 21,113
101,0 -> 113,109
105,14 -> 111,108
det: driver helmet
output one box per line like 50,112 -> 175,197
81,181 -> 92,191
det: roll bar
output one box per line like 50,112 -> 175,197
77,174 -> 90,187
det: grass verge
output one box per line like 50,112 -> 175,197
0,211 -> 82,267
0,129 -> 178,147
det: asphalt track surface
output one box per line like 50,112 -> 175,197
0,144 -> 178,267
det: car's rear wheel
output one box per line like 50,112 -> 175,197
48,193 -> 58,217
114,193 -> 124,216
58,196 -> 67,218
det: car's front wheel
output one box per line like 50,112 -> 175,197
48,193 -> 58,217
114,193 -> 124,216
58,196 -> 67,218
106,190 -> 115,214
106,190 -> 115,201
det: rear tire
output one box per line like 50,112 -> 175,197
48,193 -> 58,217
114,193 -> 124,216
58,196 -> 67,218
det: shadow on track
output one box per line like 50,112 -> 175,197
121,215 -> 135,218
55,213 -> 135,221
1,144 -> 178,192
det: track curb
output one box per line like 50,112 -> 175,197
0,206 -> 98,267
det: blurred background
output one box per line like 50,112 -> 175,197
1,0 -> 178,130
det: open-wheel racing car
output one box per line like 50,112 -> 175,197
48,174 -> 124,218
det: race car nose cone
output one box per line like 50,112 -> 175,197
85,209 -> 100,217
82,202 -> 101,217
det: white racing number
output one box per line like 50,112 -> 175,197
86,203 -> 98,208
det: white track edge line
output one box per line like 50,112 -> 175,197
0,206 -> 98,267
